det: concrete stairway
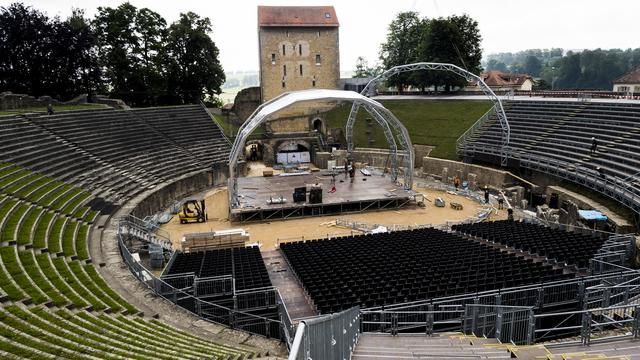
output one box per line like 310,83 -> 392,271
352,333 -> 512,360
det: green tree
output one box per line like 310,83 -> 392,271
164,12 -> 225,104
379,12 -> 423,93
417,14 -> 482,92
354,56 -> 380,78
486,59 -> 507,72
523,55 -> 542,76
0,3 -> 101,100
0,3 -> 54,97
93,3 -> 145,105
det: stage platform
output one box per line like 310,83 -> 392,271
230,172 -> 421,222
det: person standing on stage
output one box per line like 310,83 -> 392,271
349,162 -> 356,183
344,159 -> 349,179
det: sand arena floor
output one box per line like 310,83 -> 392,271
160,184 -> 507,251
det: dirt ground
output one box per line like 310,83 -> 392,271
160,185 -> 507,251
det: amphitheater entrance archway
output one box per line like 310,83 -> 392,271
228,89 -> 415,207
348,62 -> 511,166
312,118 -> 323,132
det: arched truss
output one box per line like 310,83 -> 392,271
228,89 -> 415,207
347,62 -> 511,166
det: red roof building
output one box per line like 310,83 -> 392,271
613,67 -> 640,94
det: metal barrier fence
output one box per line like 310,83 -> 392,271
535,303 -> 640,344
361,308 -> 464,335
368,270 -> 640,314
194,275 -> 234,297
117,219 -> 284,339
463,304 -> 533,344
288,306 -> 361,360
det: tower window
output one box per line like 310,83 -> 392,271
299,64 -> 303,76
286,30 -> 289,37
283,65 -> 287,76
317,30 -> 320,37
271,53 -> 276,64
315,54 -> 321,65
299,44 -> 302,56
312,78 -> 316,87
282,81 -> 286,88
282,44 -> 286,56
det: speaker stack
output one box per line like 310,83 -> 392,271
293,187 -> 307,203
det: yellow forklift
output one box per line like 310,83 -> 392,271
178,199 -> 207,224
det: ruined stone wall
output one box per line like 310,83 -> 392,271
232,87 -> 261,123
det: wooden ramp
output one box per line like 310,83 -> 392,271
262,249 -> 316,321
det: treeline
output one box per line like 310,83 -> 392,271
357,12 -> 482,93
0,2 -> 225,107
486,48 -> 640,90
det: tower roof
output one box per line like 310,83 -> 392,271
258,6 -> 339,27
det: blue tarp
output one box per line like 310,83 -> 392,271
578,210 -> 608,221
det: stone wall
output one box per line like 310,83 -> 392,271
0,91 -> 127,110
421,157 -> 531,189
546,185 -> 635,233
315,148 -> 408,170
233,87 -> 261,123
128,169 -> 227,219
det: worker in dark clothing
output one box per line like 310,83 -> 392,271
484,186 -> 490,204
591,137 -> 598,155
46,104 -> 54,115
344,159 -> 349,179
497,197 -> 504,210
349,162 -> 356,183
507,208 -> 514,221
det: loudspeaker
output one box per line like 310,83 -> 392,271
309,188 -> 323,204
293,187 -> 306,203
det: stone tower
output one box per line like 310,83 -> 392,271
258,6 -> 340,103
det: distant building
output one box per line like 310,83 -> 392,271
613,67 -> 640,94
338,77 -> 373,93
467,70 -> 534,91
258,6 -> 340,102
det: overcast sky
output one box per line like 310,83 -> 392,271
6,0 -> 640,73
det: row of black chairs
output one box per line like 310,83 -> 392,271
452,220 -> 606,268
281,228 -> 573,314
164,245 -> 272,291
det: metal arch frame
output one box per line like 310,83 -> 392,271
228,89 -> 415,208
349,62 -> 511,166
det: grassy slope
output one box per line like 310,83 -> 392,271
0,104 -> 106,116
323,100 -> 492,160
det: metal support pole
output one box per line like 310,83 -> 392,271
495,306 -> 503,342
426,304 -> 434,336
580,311 -> 592,346
526,309 -> 536,345
634,306 -> 640,338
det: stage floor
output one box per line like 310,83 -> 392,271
230,171 -> 416,222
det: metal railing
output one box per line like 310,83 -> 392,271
117,219 -> 283,339
463,304 -> 533,344
455,105 -> 498,155
459,143 -> 640,214
361,308 -> 465,335
535,303 -> 640,344
289,306 -> 361,360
